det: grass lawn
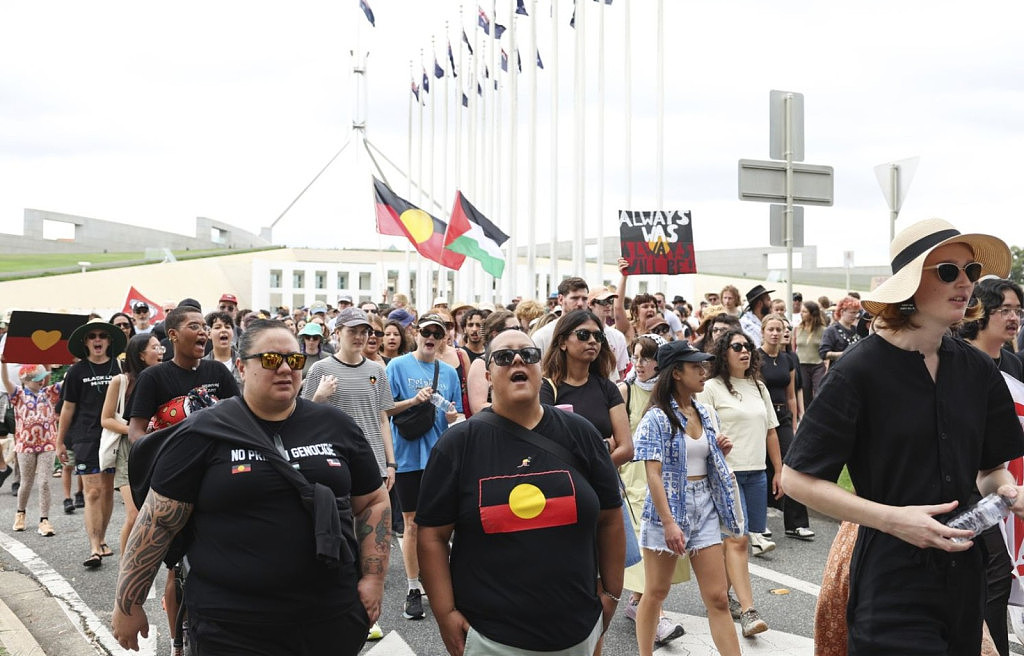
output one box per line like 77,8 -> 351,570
0,250 -> 234,273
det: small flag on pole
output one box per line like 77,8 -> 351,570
478,7 -> 490,34
536,48 -> 544,69
462,29 -> 474,55
494,23 -> 506,39
516,0 -> 528,15
359,0 -> 375,26
448,42 -> 458,77
411,80 -> 420,101
422,69 -> 430,93
434,57 -> 445,78
501,49 -> 508,72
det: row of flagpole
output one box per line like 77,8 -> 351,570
367,0 -> 665,307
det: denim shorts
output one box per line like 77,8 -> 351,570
732,469 -> 767,534
640,478 -> 721,555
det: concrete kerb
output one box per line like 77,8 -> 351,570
0,570 -> 100,656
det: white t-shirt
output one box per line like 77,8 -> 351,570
697,376 -> 778,471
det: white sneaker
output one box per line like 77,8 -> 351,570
655,617 -> 685,645
749,532 -> 776,556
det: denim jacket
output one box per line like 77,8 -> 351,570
633,397 -> 743,538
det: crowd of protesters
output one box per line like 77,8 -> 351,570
2,217 -> 1024,655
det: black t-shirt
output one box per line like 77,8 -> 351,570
786,334 -> 1024,513
461,345 -> 486,364
151,398 -> 382,622
758,349 -> 794,406
416,407 -> 621,651
538,375 -> 623,439
63,359 -> 121,445
996,347 -> 1024,382
128,360 -> 239,421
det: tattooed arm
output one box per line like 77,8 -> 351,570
352,484 -> 391,625
111,490 -> 193,651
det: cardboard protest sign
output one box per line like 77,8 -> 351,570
618,210 -> 696,275
2,311 -> 89,365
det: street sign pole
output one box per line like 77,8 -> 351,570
784,93 -> 795,314
889,164 -> 899,242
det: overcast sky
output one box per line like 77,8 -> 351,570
2,1 -> 1022,271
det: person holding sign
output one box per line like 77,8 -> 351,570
614,258 -> 661,344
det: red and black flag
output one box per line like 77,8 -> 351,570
372,177 -> 465,270
2,311 -> 89,365
478,470 -> 578,534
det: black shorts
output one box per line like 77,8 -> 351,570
72,440 -> 114,475
394,470 -> 424,514
189,603 -> 368,656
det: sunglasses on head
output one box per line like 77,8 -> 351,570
924,261 -> 983,283
728,342 -> 754,353
420,328 -> 445,339
489,347 -> 542,366
241,351 -> 307,370
573,329 -> 606,343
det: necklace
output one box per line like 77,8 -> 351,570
761,348 -> 779,366
86,359 -> 117,395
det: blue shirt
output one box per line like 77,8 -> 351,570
385,353 -> 463,472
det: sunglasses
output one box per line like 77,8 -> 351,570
86,332 -> 109,340
420,328 -> 445,340
573,329 -> 606,343
241,351 -> 307,370
924,261 -> 983,283
489,347 -> 542,366
651,324 -> 671,335
728,342 -> 754,353
114,322 -> 131,329
591,298 -> 614,307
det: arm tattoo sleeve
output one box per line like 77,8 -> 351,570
115,490 -> 194,614
355,502 -> 391,577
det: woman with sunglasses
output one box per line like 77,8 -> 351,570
540,310 -> 633,468
818,296 -> 862,367
297,321 -> 330,380
634,340 -> 743,656
467,309 -> 521,414
114,319 -> 390,656
783,219 -> 1024,655
109,313 -> 136,341
696,328 -> 781,638
362,315 -> 387,366
416,328 -> 624,656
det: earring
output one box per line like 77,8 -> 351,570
899,300 -> 916,316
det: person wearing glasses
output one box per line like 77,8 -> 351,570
588,287 -> 630,382
416,328 -> 624,656
386,313 -> 464,622
362,314 -> 388,366
467,310 -> 522,415
540,310 -> 634,469
109,313 -> 136,341
819,296 -> 863,366
56,319 -> 127,567
782,219 -> 1024,655
127,305 -> 240,644
297,321 -> 330,380
113,319 -> 390,656
132,302 -> 154,335
100,333 -> 164,555
697,328 -> 781,638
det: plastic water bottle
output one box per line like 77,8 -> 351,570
429,392 -> 450,409
946,493 -> 1013,543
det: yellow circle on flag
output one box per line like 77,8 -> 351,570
508,483 -> 546,519
400,209 -> 434,244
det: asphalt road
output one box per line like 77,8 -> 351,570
1,476 -> 1020,655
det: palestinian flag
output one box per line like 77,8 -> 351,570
2,311 -> 89,365
478,470 -> 577,534
444,190 -> 509,277
373,177 -> 465,270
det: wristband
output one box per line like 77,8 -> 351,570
601,590 -> 621,603
386,462 -> 397,469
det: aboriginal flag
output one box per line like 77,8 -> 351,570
2,311 -> 89,365
372,177 -> 465,270
478,470 -> 577,534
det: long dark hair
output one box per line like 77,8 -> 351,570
383,319 -> 410,356
648,360 -> 688,437
798,300 -> 825,332
108,312 -> 136,338
541,309 -> 615,385
707,328 -> 760,398
123,333 -> 155,398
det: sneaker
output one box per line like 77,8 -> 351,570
762,528 -> 773,539
367,622 -> 384,640
63,498 -> 76,514
10,481 -> 19,497
728,593 -> 742,620
740,608 -> 768,637
38,518 -> 55,537
403,589 -> 425,620
74,491 -> 85,508
12,511 -> 26,532
0,466 -> 11,489
654,616 -> 685,645
749,532 -> 776,557
623,596 -> 639,621
785,527 -> 815,540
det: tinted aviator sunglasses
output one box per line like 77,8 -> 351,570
241,351 -> 307,370
573,329 -> 606,343
489,347 -> 542,366
924,261 -> 982,283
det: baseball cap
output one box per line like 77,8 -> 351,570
587,287 -> 618,303
309,301 -> 328,315
388,308 -> 415,328
219,293 -> 239,305
132,302 -> 149,313
656,340 -> 714,371
18,365 -> 47,382
418,313 -> 447,333
178,298 -> 202,311
335,307 -> 371,328
337,294 -> 353,305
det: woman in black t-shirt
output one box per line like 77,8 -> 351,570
112,320 -> 389,656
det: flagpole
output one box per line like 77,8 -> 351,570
442,29 -> 450,227
488,0 -> 499,305
429,40 -> 436,215
526,0 -> 538,302
549,0 -> 559,295
624,0 -> 632,210
418,50 -> 428,308
656,0 -> 666,294
573,0 -> 586,276
596,0 -> 606,285
504,6 -> 518,305
405,61 -> 415,301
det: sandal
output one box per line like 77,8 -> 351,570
99,544 -> 114,558
83,553 -> 102,568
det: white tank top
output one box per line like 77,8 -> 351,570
684,429 -> 710,477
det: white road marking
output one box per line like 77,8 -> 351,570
364,630 -> 418,655
748,561 -> 822,597
0,530 -> 156,656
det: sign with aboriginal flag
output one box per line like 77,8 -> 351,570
372,177 -> 466,270
1001,372 -> 1024,606
2,311 -> 89,365
618,210 -> 696,275
478,470 -> 577,534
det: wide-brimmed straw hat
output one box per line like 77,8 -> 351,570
862,218 -> 1011,316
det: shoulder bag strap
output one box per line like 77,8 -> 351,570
115,373 -> 128,421
473,410 -> 587,474
432,360 -> 440,390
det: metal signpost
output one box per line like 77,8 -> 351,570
874,156 -> 919,241
738,90 -> 834,312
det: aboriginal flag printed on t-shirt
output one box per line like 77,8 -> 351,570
478,470 -> 577,534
